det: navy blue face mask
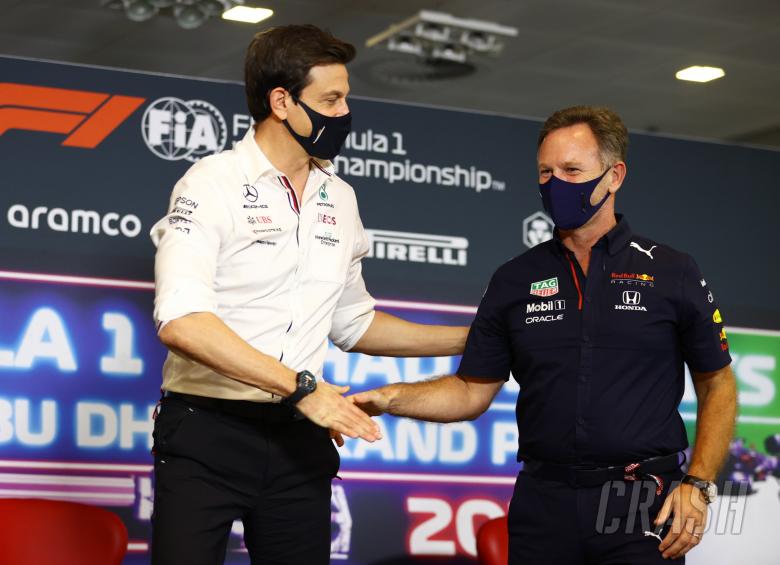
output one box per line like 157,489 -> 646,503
283,97 -> 352,160
538,167 -> 612,230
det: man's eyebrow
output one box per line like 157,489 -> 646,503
320,89 -> 348,98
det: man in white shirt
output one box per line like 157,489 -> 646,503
149,24 -> 467,565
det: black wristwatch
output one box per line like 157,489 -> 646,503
282,370 -> 317,406
682,474 -> 718,504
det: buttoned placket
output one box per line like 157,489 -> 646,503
564,244 -> 607,463
276,168 -> 333,373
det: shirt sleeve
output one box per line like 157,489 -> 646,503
457,271 -> 512,381
150,165 -> 232,329
328,208 -> 376,351
679,254 -> 732,373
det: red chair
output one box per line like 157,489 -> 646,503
0,498 -> 128,565
476,515 -> 509,565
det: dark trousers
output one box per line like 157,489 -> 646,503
151,394 -> 340,565
508,468 -> 685,565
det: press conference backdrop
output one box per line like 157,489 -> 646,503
0,56 -> 778,564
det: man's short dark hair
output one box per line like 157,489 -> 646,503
538,106 -> 629,165
244,24 -> 356,122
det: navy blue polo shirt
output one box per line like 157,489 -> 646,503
458,215 -> 731,466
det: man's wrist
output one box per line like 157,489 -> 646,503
282,370 -> 317,406
682,474 -> 718,504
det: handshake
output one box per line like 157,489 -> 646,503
295,381 -> 391,445
294,375 -> 504,446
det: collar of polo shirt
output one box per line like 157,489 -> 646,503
237,126 -> 336,186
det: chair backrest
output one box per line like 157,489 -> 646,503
476,515 -> 509,565
0,498 -> 128,565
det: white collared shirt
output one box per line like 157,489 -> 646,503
150,127 -> 375,402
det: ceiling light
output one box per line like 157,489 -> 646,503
174,3 -> 206,29
366,10 -> 517,65
221,6 -> 273,23
103,0 -> 257,29
675,66 -> 725,83
124,0 -> 158,22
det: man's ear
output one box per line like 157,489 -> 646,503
268,87 -> 290,120
609,161 -> 627,194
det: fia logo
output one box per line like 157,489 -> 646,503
142,97 -> 227,162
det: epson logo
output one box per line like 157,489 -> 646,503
6,204 -> 142,238
526,300 -> 565,313
366,229 -> 468,266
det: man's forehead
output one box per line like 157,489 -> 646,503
537,126 -> 601,164
305,64 -> 349,90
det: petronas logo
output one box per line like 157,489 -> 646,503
319,183 -> 328,201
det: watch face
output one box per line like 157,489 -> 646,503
299,371 -> 317,392
705,483 -> 718,501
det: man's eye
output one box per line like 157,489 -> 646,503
566,168 -> 580,173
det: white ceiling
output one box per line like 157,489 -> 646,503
2,0 -> 779,147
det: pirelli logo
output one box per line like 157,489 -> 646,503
366,229 -> 468,266
0,83 -> 145,148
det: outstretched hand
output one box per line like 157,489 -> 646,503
296,383 -> 382,442
349,388 -> 391,417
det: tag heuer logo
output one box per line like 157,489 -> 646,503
530,277 -> 559,297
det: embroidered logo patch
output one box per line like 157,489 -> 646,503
530,277 -> 559,297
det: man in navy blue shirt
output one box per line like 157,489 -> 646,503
353,106 -> 736,564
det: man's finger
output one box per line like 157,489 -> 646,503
659,496 -> 682,550
664,517 -> 697,559
330,429 -> 345,447
655,495 -> 673,526
334,408 -> 380,442
345,403 -> 382,436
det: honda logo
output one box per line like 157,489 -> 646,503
622,291 -> 641,305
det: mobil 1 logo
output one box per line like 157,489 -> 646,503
526,299 -> 566,324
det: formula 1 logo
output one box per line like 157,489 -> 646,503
0,83 -> 145,148
141,97 -> 227,162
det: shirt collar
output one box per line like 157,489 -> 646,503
236,126 -> 277,184
236,126 -> 336,183
552,214 -> 633,257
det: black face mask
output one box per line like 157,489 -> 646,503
283,97 -> 351,160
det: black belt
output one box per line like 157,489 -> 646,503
522,453 -> 684,492
163,391 -> 304,422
